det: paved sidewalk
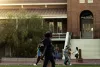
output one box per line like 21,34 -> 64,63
0,58 -> 100,65
56,59 -> 100,65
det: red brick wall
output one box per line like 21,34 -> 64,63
67,0 -> 100,38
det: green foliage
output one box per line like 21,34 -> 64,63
0,10 -> 49,57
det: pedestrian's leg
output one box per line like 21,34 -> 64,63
64,60 -> 67,65
55,53 -> 57,61
36,56 -> 41,65
64,57 -> 67,65
64,57 -> 66,65
49,56 -> 55,67
76,57 -> 78,62
43,57 -> 49,67
67,56 -> 71,65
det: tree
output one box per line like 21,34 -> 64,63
0,10 -> 49,57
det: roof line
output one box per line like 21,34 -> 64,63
0,16 -> 67,19
42,15 -> 67,18
0,3 -> 67,6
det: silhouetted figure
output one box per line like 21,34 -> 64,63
41,31 -> 55,67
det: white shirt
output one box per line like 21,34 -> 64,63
74,50 -> 79,54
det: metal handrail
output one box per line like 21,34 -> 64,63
52,33 -> 66,39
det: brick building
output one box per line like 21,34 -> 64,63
0,0 -> 100,39
0,0 -> 100,58
67,0 -> 100,39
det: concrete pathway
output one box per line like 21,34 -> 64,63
0,59 -> 100,65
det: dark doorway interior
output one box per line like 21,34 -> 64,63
80,10 -> 93,39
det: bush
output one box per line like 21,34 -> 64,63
0,10 -> 49,57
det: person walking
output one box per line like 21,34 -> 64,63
64,47 -> 69,65
55,45 -> 59,61
34,45 -> 42,66
64,46 -> 72,65
41,31 -> 55,67
68,47 -> 72,65
73,47 -> 79,62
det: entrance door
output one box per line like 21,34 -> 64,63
81,19 -> 93,38
80,10 -> 93,39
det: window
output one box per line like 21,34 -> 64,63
57,22 -> 62,33
88,0 -> 93,3
49,22 -> 54,32
79,0 -> 85,3
82,24 -> 93,32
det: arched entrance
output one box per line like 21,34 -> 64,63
80,10 -> 93,39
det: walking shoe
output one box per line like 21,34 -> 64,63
70,63 -> 72,66
33,63 -> 37,66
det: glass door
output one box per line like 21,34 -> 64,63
49,22 -> 54,33
81,20 -> 93,39
57,22 -> 62,33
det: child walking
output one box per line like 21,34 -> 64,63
73,47 -> 79,62
34,45 -> 42,66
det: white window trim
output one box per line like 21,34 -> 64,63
88,0 -> 93,3
79,0 -> 85,3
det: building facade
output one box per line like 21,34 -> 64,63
67,0 -> 100,39
0,0 -> 100,39
0,0 -> 100,58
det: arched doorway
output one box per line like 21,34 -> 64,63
80,10 -> 93,39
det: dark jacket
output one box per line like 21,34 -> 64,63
43,37 -> 54,56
